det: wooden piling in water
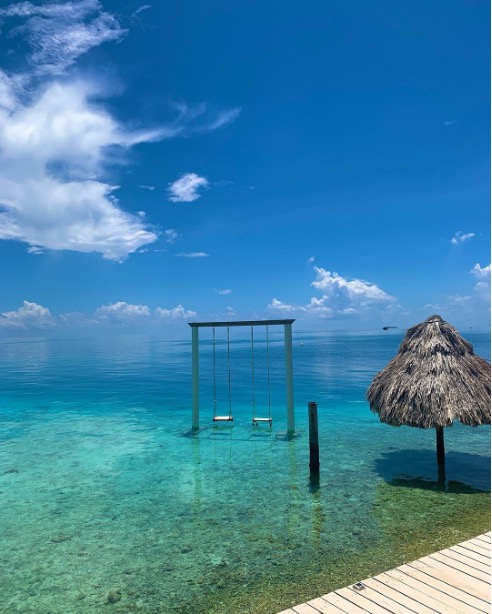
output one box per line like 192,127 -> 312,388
308,401 -> 320,475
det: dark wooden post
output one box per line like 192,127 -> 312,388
436,426 -> 446,482
308,402 -> 320,475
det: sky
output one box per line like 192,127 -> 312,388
0,0 -> 489,336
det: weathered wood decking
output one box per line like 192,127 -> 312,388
278,533 -> 491,614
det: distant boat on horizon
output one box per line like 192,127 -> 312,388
382,326 -> 397,330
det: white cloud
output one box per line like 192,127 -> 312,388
420,263 -> 490,325
27,245 -> 44,254
164,228 -> 179,244
444,120 -> 457,126
268,298 -> 299,313
57,310 -> 91,327
176,252 -> 208,258
269,267 -> 395,320
471,263 -> 491,302
311,267 -> 394,303
1,0 -> 127,76
170,102 -> 241,134
1,79 -> 166,173
268,296 -> 347,319
0,174 -> 158,261
94,301 -> 150,322
205,107 -> 241,130
305,296 -> 337,318
0,300 -> 54,328
168,173 -> 209,202
471,263 -> 491,280
131,5 -> 151,19
155,305 -> 197,319
0,71 -> 19,110
0,300 -> 199,330
0,4 -> 240,261
0,72 -> 163,261
451,231 -> 475,245
216,288 -> 232,295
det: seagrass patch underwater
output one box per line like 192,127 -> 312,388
0,331 -> 490,613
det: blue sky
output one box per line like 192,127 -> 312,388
0,0 -> 489,334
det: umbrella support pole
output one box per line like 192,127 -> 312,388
436,426 -> 446,482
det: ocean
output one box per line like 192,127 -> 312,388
0,329 -> 490,613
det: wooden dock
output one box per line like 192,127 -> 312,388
278,533 -> 491,614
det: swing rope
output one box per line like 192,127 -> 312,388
212,327 -> 217,418
212,326 -> 234,422
266,325 -> 271,419
227,326 -> 232,419
251,325 -> 273,426
251,326 -> 256,419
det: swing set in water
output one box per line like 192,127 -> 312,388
188,319 -> 295,433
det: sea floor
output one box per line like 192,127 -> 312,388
1,399 -> 490,614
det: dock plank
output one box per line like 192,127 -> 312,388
292,603 -> 321,614
393,564 -> 489,613
475,535 -> 490,544
335,586 -> 398,614
452,545 -> 491,567
441,549 -> 491,574
464,539 -> 490,557
381,568 -> 468,614
427,552 -> 491,583
358,576 -> 438,614
276,533 -> 491,614
319,592 -> 369,613
371,572 -> 482,614
458,543 -> 491,561
409,559 -> 489,601
305,597 -> 347,613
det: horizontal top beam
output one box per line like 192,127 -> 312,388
188,319 -> 295,328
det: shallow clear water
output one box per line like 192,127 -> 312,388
0,330 -> 490,613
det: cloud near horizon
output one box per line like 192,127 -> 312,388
0,2 -> 240,261
471,262 -> 491,302
0,300 -> 54,329
268,266 -> 396,319
94,301 -> 150,321
421,262 -> 490,321
0,300 -> 198,329
155,305 -> 197,319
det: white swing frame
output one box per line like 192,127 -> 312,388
189,319 -> 295,432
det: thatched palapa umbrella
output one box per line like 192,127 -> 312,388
367,315 -> 490,479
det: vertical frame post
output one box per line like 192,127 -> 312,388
284,322 -> 295,433
192,325 -> 199,430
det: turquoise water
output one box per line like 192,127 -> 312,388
0,330 -> 490,613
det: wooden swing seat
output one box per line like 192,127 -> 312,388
213,415 -> 234,422
253,417 -> 272,425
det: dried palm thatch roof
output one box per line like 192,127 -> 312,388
367,315 -> 491,428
